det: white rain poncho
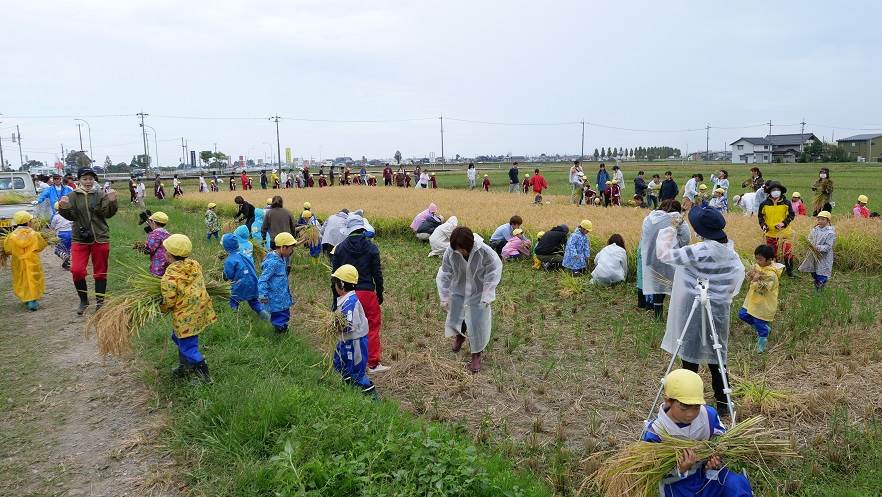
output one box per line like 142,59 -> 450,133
321,211 -> 349,248
640,210 -> 691,296
436,234 -> 502,353
656,227 -> 745,365
590,244 -> 628,285
428,216 -> 458,257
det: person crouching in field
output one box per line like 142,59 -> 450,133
500,228 -> 531,261
205,202 -> 220,241
643,369 -> 753,496
259,233 -> 297,333
145,212 -> 171,277
562,220 -> 592,276
331,264 -> 377,398
489,215 -> 524,254
657,205 -> 744,415
436,226 -> 503,373
220,234 -> 263,316
160,234 -> 215,381
739,244 -> 782,353
799,211 -> 836,292
708,188 -> 728,213
533,224 -> 568,269
590,234 -> 627,285
3,211 -> 48,311
410,203 -> 440,241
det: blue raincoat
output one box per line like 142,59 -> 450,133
251,208 -> 266,245
222,234 -> 261,310
233,225 -> 253,263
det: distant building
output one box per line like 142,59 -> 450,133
730,138 -> 773,163
837,134 -> 882,162
731,133 -> 819,163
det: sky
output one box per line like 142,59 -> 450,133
1,0 -> 881,168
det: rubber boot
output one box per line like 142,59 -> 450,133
756,337 -> 768,353
784,259 -> 795,277
452,334 -> 466,353
74,279 -> 89,315
193,361 -> 212,383
469,352 -> 482,373
94,279 -> 107,312
636,289 -> 647,309
171,352 -> 193,378
653,303 -> 664,321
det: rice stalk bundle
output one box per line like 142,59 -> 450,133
222,219 -> 240,233
0,192 -> 33,205
250,239 -> 266,267
131,241 -> 148,253
300,224 -> 321,246
382,352 -> 475,398
85,266 -> 230,356
307,305 -> 348,378
0,234 -> 8,268
589,416 -> 796,497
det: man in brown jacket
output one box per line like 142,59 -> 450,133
261,196 -> 296,248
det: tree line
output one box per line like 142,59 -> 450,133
591,146 -> 682,160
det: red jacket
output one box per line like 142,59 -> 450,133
530,174 -> 548,193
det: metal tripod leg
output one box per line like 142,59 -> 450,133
702,298 -> 737,424
640,293 -> 702,439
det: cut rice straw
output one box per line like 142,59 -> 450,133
584,416 -> 797,497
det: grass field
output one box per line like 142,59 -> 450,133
104,174 -> 882,495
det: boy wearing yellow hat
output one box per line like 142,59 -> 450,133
799,211 -> 836,291
3,211 -> 48,311
145,211 -> 172,277
562,220 -> 592,276
331,264 -> 376,397
259,232 -> 298,333
853,194 -> 870,219
205,203 -> 220,241
160,234 -> 216,380
643,369 -> 753,496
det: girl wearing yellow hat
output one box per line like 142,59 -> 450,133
3,211 -> 48,311
854,194 -> 870,219
790,191 -> 807,216
145,212 -> 172,277
799,211 -> 836,291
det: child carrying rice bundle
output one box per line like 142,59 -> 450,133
3,211 -> 48,311
331,264 -> 377,398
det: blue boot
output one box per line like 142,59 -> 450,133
757,337 -> 768,353
26,300 -> 39,311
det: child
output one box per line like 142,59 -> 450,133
135,179 -> 146,208
602,180 -> 612,206
145,212 -> 171,277
233,225 -> 253,262
205,203 -> 220,241
790,192 -> 807,216
582,182 -> 597,206
482,174 -> 491,192
209,179 -> 219,192
302,211 -> 323,258
155,181 -> 166,200
49,202 -> 73,269
609,179 -> 621,206
798,211 -> 836,291
739,244 -> 783,353
522,173 -> 530,194
643,369 -> 753,496
429,172 -> 438,189
159,234 -> 216,380
173,175 -> 183,198
562,219 -> 592,276
259,232 -> 297,333
331,264 -> 377,397
707,187 -> 728,213
221,233 -> 266,316
696,184 -> 710,206
500,228 -> 531,261
318,174 -> 328,187
854,194 -> 870,219
529,169 -> 548,204
3,211 -> 48,311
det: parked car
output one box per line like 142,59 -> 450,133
0,172 -> 38,230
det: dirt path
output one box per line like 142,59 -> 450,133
0,252 -> 179,497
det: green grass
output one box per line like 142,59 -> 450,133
106,195 -> 882,496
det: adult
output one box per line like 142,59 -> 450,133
128,176 -> 137,202
383,164 -> 393,186
410,203 -> 439,233
261,196 -> 296,247
659,171 -> 678,202
234,196 -> 256,233
57,167 -> 118,315
328,166 -> 335,186
436,226 -> 502,373
758,181 -> 795,276
741,167 -> 764,192
640,199 -> 691,320
682,173 -> 703,210
428,216 -> 458,257
418,170 -> 430,189
260,170 -> 268,189
508,162 -> 520,193
489,215 -> 524,254
534,224 -> 569,269
596,163 -> 610,193
332,214 -> 388,373
199,175 -> 208,193
612,165 -> 625,195
320,208 -> 350,257
711,169 -> 729,195
811,167 -> 833,215
657,206 -> 744,415
34,173 -> 72,217
467,163 -> 477,190
590,234 -> 628,285
634,171 -> 648,205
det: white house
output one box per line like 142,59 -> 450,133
730,138 -> 772,164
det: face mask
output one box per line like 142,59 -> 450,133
771,190 -> 782,199
820,174 -> 827,179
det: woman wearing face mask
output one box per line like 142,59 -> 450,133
757,181 -> 796,277
811,168 -> 833,215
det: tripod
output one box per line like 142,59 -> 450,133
641,278 -> 737,439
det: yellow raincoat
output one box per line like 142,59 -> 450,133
3,227 -> 48,302
744,262 -> 783,322
159,259 -> 217,338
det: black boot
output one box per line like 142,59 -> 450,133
785,259 -> 795,277
171,352 -> 193,378
74,279 -> 89,315
94,279 -> 107,311
637,289 -> 647,309
653,303 -> 664,321
193,361 -> 212,383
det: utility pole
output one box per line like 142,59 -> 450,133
15,125 -> 24,168
800,119 -> 806,156
145,125 -> 158,169
705,123 -> 711,162
580,120 -> 585,159
137,112 -> 149,170
74,118 -> 94,164
181,138 -> 187,167
0,135 -> 5,172
77,123 -> 84,151
439,114 -> 445,163
768,120 -> 772,137
269,115 -> 282,169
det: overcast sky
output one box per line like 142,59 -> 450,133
1,0 -> 881,167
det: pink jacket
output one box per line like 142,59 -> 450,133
501,236 -> 530,258
410,203 -> 438,231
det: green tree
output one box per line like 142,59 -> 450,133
200,150 -> 213,167
209,152 -> 228,168
65,150 -> 92,169
130,154 -> 150,169
601,147 -> 606,158
103,156 -> 113,169
394,150 -> 402,164
612,147 -> 618,157
22,159 -> 44,171
593,148 -> 599,159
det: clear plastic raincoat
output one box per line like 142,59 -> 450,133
428,216 -> 458,257
640,210 -> 691,296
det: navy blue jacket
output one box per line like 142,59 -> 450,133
508,167 -> 519,184
332,233 -> 384,307
659,179 -> 679,201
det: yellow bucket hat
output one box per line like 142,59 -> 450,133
664,369 -> 705,405
13,210 -> 33,226
303,201 -> 312,210
162,234 -> 192,257
858,194 -> 869,204
207,202 -> 217,209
